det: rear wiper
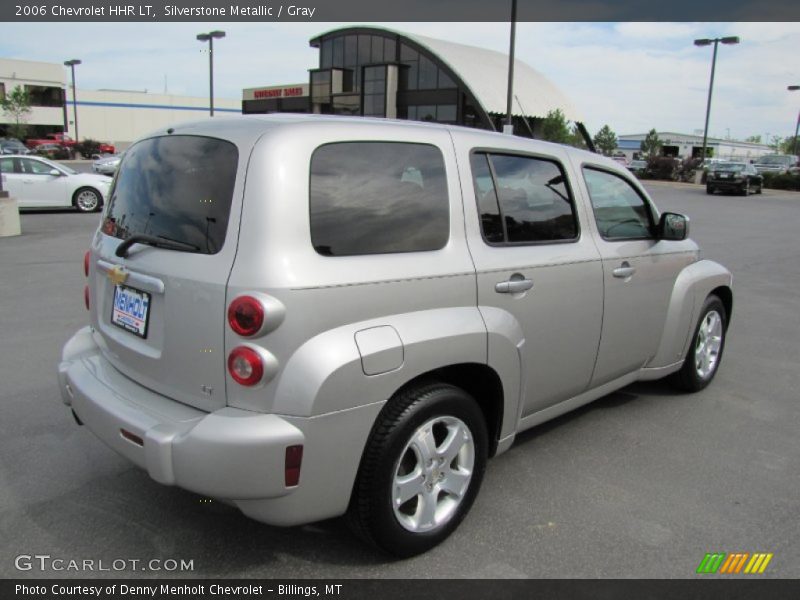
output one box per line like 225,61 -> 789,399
115,234 -> 200,258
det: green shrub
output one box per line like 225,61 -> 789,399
762,172 -> 800,191
74,139 -> 102,159
646,156 -> 680,180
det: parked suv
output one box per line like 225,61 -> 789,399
58,115 -> 733,557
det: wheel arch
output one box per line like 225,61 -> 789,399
388,363 -> 505,458
648,259 -> 733,368
711,284 -> 733,326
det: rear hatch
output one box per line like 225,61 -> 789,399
89,134 -> 242,412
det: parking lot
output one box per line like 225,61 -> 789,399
1,182 -> 798,579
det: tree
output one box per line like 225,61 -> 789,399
0,86 -> 32,140
780,135 -> 798,155
593,124 -> 618,156
640,128 -> 662,159
567,124 -> 588,149
540,109 -> 571,144
745,135 -> 762,144
769,135 -> 782,152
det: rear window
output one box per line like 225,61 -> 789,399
310,142 -> 449,256
102,135 -> 238,255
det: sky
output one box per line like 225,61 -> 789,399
1,21 -> 798,141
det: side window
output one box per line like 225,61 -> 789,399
582,167 -> 655,240
0,157 -> 14,173
310,142 -> 449,256
20,159 -> 54,175
470,152 -> 578,244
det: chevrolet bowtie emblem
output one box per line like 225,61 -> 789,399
108,265 -> 129,286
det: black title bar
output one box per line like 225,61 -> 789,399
2,0 -> 800,22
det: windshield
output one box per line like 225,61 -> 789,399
102,135 -> 238,255
758,156 -> 793,165
716,164 -> 746,172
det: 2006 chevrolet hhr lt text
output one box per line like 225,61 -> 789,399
58,115 -> 732,556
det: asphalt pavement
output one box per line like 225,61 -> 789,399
0,182 -> 798,578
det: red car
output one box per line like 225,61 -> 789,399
26,133 -> 115,155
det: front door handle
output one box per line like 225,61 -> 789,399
612,262 -> 636,279
495,277 -> 534,294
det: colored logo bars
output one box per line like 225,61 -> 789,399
696,552 -> 773,574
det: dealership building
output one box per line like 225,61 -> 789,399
0,57 -> 238,147
616,132 -> 772,162
242,26 -> 587,141
3,27 -> 584,147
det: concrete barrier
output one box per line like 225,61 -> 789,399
0,194 -> 22,237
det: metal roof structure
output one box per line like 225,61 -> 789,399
311,25 -> 581,123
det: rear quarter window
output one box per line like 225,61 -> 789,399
309,142 -> 449,256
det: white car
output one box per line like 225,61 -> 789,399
0,154 -> 112,212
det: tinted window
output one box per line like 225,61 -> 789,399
469,153 -> 503,243
102,136 -> 238,255
582,167 -> 654,240
310,142 -> 449,256
472,153 -> 578,244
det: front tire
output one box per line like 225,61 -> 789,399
706,185 -> 714,195
671,295 -> 727,392
73,187 -> 101,213
348,382 -> 488,557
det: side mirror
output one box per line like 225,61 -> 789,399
49,169 -> 62,177
658,212 -> 689,241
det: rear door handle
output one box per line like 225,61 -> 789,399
495,278 -> 534,294
612,262 -> 636,279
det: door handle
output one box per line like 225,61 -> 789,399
612,262 -> 636,279
495,277 -> 534,294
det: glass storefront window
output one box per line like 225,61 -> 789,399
333,37 -> 344,68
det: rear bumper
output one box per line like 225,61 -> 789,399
708,179 -> 746,191
58,327 -> 303,502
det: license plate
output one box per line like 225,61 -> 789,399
111,284 -> 151,338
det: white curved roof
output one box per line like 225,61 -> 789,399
406,32 -> 581,121
311,26 -> 581,122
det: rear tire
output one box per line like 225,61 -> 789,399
73,187 -> 101,213
348,382 -> 488,557
671,294 -> 727,392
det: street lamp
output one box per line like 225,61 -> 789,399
63,59 -> 82,141
694,36 -> 739,163
196,30 -> 225,116
789,85 -> 800,155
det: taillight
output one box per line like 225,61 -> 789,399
83,250 -> 90,277
228,295 -> 265,336
84,285 -> 90,310
227,346 -> 264,386
285,445 -> 303,487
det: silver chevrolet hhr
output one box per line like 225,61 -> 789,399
59,114 -> 732,556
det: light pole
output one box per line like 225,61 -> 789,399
694,36 -> 739,162
789,85 -> 799,155
196,30 -> 225,116
504,0 -> 517,134
63,59 -> 81,141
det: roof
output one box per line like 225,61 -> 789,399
404,32 -> 580,121
310,26 -> 580,122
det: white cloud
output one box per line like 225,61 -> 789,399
614,22 -> 700,40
